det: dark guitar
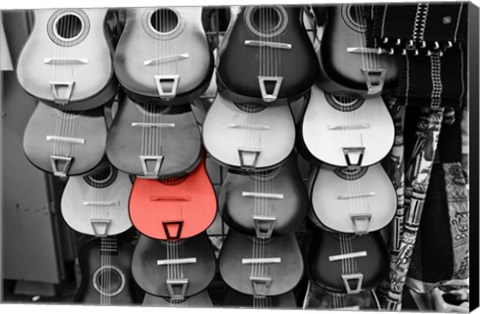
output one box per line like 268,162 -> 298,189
114,7 -> 213,106
106,97 -> 202,178
75,236 -> 143,305
17,9 -> 117,110
306,227 -> 388,294
216,5 -> 318,103
219,156 -> 307,238
23,102 -> 107,177
131,233 -> 216,301
219,229 -> 304,297
223,289 -> 297,308
317,4 -> 398,98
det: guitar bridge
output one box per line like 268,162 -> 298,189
50,81 -> 74,105
139,155 -> 163,178
341,273 -> 364,294
361,68 -> 386,95
250,276 -> 272,298
154,75 -> 180,100
50,155 -> 73,177
258,76 -> 283,102
166,279 -> 189,301
238,148 -> 261,169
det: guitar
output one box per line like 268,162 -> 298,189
317,4 -> 398,98
219,229 -> 304,297
17,9 -> 117,111
219,156 -> 308,238
23,102 -> 107,177
309,163 -> 396,234
61,163 -> 132,237
306,227 -> 388,294
301,84 -> 394,167
129,155 -> 216,240
202,93 -> 295,170
75,236 -> 143,305
143,290 -> 213,307
216,5 -> 318,103
131,233 -> 216,301
223,289 -> 297,308
106,97 -> 202,178
114,7 -> 213,106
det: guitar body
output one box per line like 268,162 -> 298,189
302,85 -> 394,167
75,237 -> 142,305
223,289 -> 297,308
217,6 -> 318,102
306,227 -> 388,294
309,163 -> 396,234
17,9 -> 116,110
219,156 -> 308,237
23,102 -> 107,176
203,94 -> 295,170
318,4 -> 398,98
219,229 -> 304,296
143,290 -> 213,307
129,156 -> 216,240
131,233 -> 216,298
106,97 -> 202,178
114,7 -> 213,105
61,164 -> 132,236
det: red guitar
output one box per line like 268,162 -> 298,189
129,155 -> 217,240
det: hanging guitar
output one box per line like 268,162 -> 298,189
219,156 -> 308,238
317,4 -> 398,98
306,227 -> 388,295
223,289 -> 297,309
23,102 -> 107,177
302,84 -> 394,167
216,5 -> 318,103
203,93 -> 295,170
131,233 -> 216,301
17,9 -> 117,110
219,229 -> 304,297
143,290 -> 213,307
114,7 -> 213,105
75,236 -> 143,305
309,163 -> 396,234
106,97 -> 202,178
61,163 -> 132,237
129,154 -> 216,240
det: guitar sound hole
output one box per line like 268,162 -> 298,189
150,9 -> 179,34
249,166 -> 282,181
159,175 -> 188,185
55,13 -> 83,40
84,165 -> 118,188
244,6 -> 288,38
325,93 -> 364,112
341,4 -> 367,33
334,167 -> 368,180
251,7 -> 281,33
234,102 -> 266,113
92,266 -> 126,297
